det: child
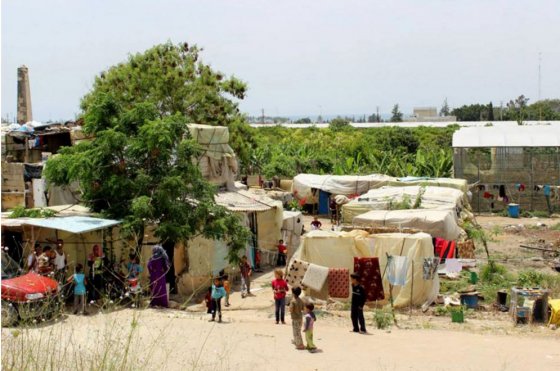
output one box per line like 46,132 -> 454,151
289,287 -> 305,350
221,271 -> 231,307
350,273 -> 367,334
239,256 -> 252,298
272,269 -> 288,324
67,264 -> 87,315
303,303 -> 317,352
127,254 -> 143,279
210,277 -> 226,323
276,240 -> 287,267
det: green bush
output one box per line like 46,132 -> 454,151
373,308 -> 393,330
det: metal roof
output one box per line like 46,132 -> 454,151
452,125 -> 560,148
21,216 -> 120,234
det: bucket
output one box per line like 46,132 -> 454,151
451,310 -> 464,323
469,272 -> 479,284
507,203 -> 520,218
497,290 -> 508,306
460,294 -> 479,309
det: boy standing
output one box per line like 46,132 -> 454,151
289,287 -> 305,350
239,256 -> 252,298
276,239 -> 287,267
303,303 -> 317,352
350,273 -> 367,334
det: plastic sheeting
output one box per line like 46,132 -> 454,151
292,174 -> 395,204
352,209 -> 462,240
281,210 -> 304,260
341,186 -> 465,223
383,177 -> 468,193
290,230 -> 439,307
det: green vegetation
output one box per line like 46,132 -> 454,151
8,206 -> 57,218
44,42 -> 250,262
249,125 -> 457,178
373,308 -> 393,329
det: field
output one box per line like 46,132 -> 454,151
2,216 -> 560,371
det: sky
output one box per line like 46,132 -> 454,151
2,0 -> 560,121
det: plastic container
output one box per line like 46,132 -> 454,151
507,203 -> 520,218
460,294 -> 479,309
451,310 -> 464,323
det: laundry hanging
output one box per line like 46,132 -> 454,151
445,258 -> 462,273
286,259 -> 309,288
302,263 -> 329,292
327,268 -> 350,298
353,257 -> 384,301
423,257 -> 440,280
387,255 -> 409,286
457,240 -> 476,259
434,237 -> 456,261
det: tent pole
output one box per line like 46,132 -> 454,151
409,259 -> 414,317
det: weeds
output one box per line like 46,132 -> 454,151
373,308 -> 393,330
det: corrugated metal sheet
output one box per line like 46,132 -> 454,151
453,125 -> 560,148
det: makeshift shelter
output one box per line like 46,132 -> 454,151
341,186 -> 467,223
187,124 -> 238,190
290,230 -> 439,308
453,125 -> 560,212
291,174 -> 395,211
383,177 -> 468,193
281,210 -> 304,260
352,209 -> 462,241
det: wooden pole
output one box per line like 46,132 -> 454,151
409,259 -> 414,317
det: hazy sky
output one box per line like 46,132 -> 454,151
2,0 -> 560,121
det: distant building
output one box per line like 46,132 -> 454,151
17,66 -> 33,124
409,107 -> 456,122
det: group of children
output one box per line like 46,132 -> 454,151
205,270 -> 231,323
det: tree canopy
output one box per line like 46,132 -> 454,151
390,104 -> 403,122
44,42 -> 250,261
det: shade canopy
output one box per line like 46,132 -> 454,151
23,216 -> 120,234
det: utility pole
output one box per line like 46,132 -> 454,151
500,101 -> 503,121
538,52 -> 542,120
261,108 -> 265,124
376,106 -> 380,122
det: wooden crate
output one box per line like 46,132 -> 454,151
1,192 -> 25,211
1,162 -> 25,192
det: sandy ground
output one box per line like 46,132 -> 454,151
2,215 -> 560,370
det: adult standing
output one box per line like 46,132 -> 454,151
350,273 -> 367,334
53,240 -> 67,283
87,244 -> 107,301
27,243 -> 42,272
147,245 -> 170,308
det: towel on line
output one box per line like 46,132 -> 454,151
328,268 -> 350,298
423,257 -> 440,280
286,259 -> 309,288
302,263 -> 329,292
387,255 -> 409,286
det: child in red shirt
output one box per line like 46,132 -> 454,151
276,239 -> 287,267
272,269 -> 289,324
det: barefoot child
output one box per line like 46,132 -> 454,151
303,303 -> 317,352
272,269 -> 288,324
67,264 -> 87,315
210,277 -> 226,323
289,287 -> 305,350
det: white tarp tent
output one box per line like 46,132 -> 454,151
341,186 -> 465,223
383,177 -> 468,193
292,174 -> 395,203
452,125 -> 560,148
352,209 -> 462,240
291,230 -> 439,308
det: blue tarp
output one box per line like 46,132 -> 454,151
22,216 -> 120,234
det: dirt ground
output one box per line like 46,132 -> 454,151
2,215 -> 560,371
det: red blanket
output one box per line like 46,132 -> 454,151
327,268 -> 349,299
353,257 -> 385,301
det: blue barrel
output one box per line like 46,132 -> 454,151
460,294 -> 479,309
507,203 -> 520,218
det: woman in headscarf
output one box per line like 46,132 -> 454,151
87,244 -> 107,301
147,245 -> 170,308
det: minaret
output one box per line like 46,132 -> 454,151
17,65 -> 33,124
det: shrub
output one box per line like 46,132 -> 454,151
373,308 -> 393,329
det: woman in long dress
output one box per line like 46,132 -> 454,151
147,245 -> 170,307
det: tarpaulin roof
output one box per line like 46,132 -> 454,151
452,125 -> 560,148
214,190 -> 277,213
22,216 -> 120,234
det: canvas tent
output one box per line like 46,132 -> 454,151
341,186 -> 466,223
292,174 -> 395,204
383,177 -> 468,193
352,209 -> 462,240
291,230 -> 439,308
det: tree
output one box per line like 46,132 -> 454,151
487,102 -> 494,121
507,95 -> 529,125
440,98 -> 450,116
329,117 -> 351,131
390,104 -> 403,122
295,117 -> 312,124
451,104 -> 487,121
44,42 -> 250,263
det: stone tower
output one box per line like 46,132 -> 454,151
17,65 -> 33,124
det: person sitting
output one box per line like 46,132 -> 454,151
310,217 -> 322,230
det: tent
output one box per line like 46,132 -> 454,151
281,210 -> 304,260
352,209 -> 462,240
291,230 -> 439,308
341,186 -> 466,223
382,177 -> 468,193
291,174 -> 395,204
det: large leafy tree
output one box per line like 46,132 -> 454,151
45,42 -> 250,262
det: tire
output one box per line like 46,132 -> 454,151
1,301 -> 19,327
